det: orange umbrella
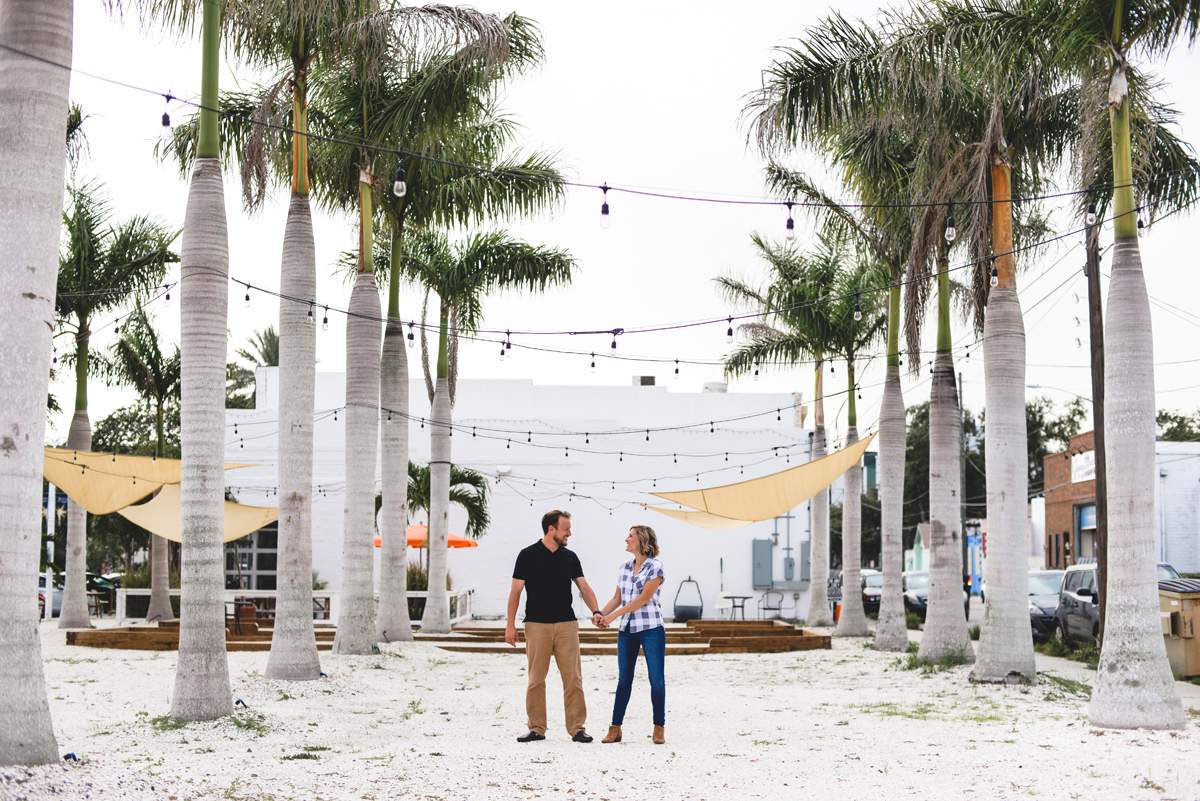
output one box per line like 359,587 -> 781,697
374,523 -> 479,548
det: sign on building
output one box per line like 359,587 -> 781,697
1071,450 -> 1095,483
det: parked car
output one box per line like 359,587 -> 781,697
861,569 -> 882,614
1027,569 -> 1065,641
1054,562 -> 1181,644
38,574 -> 63,617
902,571 -> 970,621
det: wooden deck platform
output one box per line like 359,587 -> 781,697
64,619 -> 831,655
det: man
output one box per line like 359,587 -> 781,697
506,510 -> 604,743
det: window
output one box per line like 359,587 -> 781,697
1064,570 -> 1082,593
1080,570 -> 1096,592
225,522 -> 277,593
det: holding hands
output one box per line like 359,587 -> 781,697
592,611 -> 610,628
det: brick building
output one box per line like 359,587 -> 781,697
1043,431 -> 1200,572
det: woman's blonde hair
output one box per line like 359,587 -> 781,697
630,525 -> 660,558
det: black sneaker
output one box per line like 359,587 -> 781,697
516,731 -> 546,743
572,730 -> 593,743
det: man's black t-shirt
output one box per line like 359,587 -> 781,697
513,540 -> 584,623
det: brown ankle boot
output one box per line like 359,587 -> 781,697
601,726 -> 622,743
653,725 -> 665,744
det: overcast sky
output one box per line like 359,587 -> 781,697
54,0 -> 1200,450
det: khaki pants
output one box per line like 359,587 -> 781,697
524,621 -> 586,736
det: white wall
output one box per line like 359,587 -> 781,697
226,369 -> 826,621
1155,442 -> 1200,573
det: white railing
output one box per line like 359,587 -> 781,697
115,587 -> 473,627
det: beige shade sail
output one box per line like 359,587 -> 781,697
117,483 -> 278,544
650,433 -> 876,524
43,448 -> 253,515
641,506 -> 755,530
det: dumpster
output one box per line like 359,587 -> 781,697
1159,579 -> 1200,678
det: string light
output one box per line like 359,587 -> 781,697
726,317 -> 734,345
386,411 -> 392,425
1085,200 -> 1097,226
753,364 -> 760,381
406,322 -> 415,348
944,204 -> 956,243
164,285 -> 171,307
674,359 -> 680,379
499,342 -> 506,362
590,352 -> 596,373
307,302 -> 315,324
244,284 -> 251,308
610,331 -> 618,352
52,347 -> 57,365
392,165 -> 407,197
600,184 -> 611,229
1138,215 -> 1146,237
853,296 -> 862,321
785,200 -> 795,241
321,306 -> 329,330
989,258 -> 999,288
505,330 -> 512,357
159,93 -> 173,142
115,318 -> 120,335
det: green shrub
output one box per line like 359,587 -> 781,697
121,564 -> 180,589
968,624 -> 980,641
406,562 -> 452,620
906,612 -> 922,630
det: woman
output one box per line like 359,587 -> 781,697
597,524 -> 666,744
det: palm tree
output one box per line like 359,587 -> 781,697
310,27 -> 563,643
840,0 -> 1199,720
131,0 -> 234,720
396,229 -> 575,633
0,0 -> 72,766
405,461 -> 490,540
719,231 -> 885,633
54,182 -> 176,629
235,325 -> 279,367
109,310 -> 181,622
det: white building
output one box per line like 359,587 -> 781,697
225,368 -> 825,621
1155,441 -> 1200,572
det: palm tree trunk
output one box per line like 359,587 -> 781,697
171,0 -> 232,720
58,407 -> 92,629
1089,95 -> 1183,728
422,302 -> 454,634
377,231 -> 414,642
332,269 -> 382,655
921,261 -> 969,661
875,284 -> 908,651
919,262 -> 973,663
971,153 -> 1034,682
836,359 -> 868,636
807,359 -> 834,627
0,0 -> 71,764
265,192 -> 322,679
147,404 -> 173,621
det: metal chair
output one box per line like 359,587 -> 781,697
758,591 -> 784,620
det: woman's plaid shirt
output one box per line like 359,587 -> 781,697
615,556 -> 665,633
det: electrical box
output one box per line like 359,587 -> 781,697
784,557 -> 795,581
752,539 -> 773,589
864,452 -> 877,490
800,541 -> 811,581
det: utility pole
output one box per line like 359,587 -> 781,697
1084,218 -> 1108,644
959,371 -> 967,585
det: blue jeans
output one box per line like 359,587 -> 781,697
611,626 -> 665,727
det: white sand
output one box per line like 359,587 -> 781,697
5,619 -> 1200,801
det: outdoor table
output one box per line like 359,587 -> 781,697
729,596 -> 752,620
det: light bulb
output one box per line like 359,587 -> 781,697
590,355 -> 596,373
308,305 -> 315,324
944,215 -> 956,243
1085,202 -> 1097,226
160,112 -> 172,143
407,324 -> 415,348
392,165 -> 407,198
674,359 -> 680,380
726,317 -> 734,344
600,201 -> 610,229
499,345 -> 506,362
386,412 -> 392,425
785,216 -> 795,241
164,290 -> 171,308
990,265 -> 999,288
244,287 -> 251,308
853,300 -> 862,321
753,367 -> 760,381
610,336 -> 617,352
321,307 -> 329,331
1138,216 -> 1146,237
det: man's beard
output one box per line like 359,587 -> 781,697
552,532 -> 568,547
